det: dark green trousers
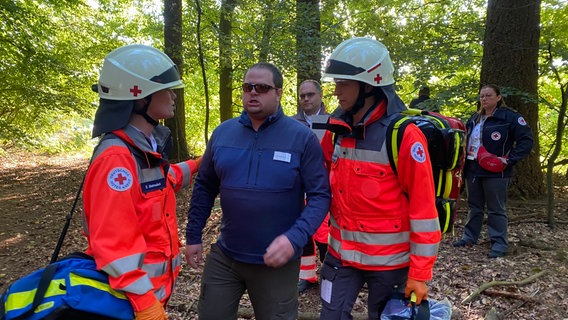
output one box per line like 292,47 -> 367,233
198,243 -> 300,320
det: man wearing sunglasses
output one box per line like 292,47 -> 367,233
185,62 -> 331,320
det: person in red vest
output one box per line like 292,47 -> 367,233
293,79 -> 330,293
85,44 -> 201,320
319,37 -> 441,319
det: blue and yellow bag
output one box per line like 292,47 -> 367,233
1,252 -> 133,320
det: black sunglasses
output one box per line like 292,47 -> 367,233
242,83 -> 276,93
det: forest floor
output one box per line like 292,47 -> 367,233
0,152 -> 567,320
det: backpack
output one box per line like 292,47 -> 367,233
0,252 -> 134,320
386,108 -> 466,234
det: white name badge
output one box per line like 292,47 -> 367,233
273,151 -> 291,163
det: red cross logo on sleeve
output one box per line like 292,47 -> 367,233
411,142 -> 427,163
108,167 -> 133,191
416,145 -> 424,158
114,173 -> 127,185
130,85 -> 142,97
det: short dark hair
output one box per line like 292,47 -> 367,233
419,85 -> 430,96
246,62 -> 283,89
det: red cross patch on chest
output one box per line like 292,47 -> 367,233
491,131 -> 502,141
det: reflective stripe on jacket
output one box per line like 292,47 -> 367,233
82,125 -> 197,311
321,100 -> 441,281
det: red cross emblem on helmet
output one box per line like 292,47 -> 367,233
130,85 -> 142,97
367,63 -> 383,85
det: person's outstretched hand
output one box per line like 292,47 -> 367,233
135,300 -> 167,320
404,278 -> 428,305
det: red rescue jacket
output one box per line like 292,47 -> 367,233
82,125 -> 198,311
321,100 -> 441,281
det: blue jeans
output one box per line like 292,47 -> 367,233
319,254 -> 408,320
463,176 -> 510,253
198,243 -> 300,320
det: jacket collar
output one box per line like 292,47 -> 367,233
239,105 -> 285,130
112,125 -> 171,159
328,99 -> 387,139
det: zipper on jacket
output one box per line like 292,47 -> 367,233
247,132 -> 259,185
255,149 -> 262,185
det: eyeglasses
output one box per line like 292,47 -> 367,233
300,92 -> 316,99
242,83 -> 276,93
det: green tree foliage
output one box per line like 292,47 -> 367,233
1,0 -> 567,187
0,0 -> 163,154
322,0 -> 488,118
1,1 -> 98,152
539,0 -> 568,168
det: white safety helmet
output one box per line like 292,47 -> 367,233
94,44 -> 184,100
322,37 -> 395,87
91,44 -> 184,137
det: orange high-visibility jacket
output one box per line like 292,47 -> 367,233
321,101 -> 441,281
82,125 -> 198,311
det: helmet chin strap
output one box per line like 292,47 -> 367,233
134,95 -> 159,127
141,113 -> 159,127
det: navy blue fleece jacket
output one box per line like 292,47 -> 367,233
464,106 -> 534,179
186,107 -> 330,264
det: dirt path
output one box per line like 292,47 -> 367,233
1,153 -> 567,319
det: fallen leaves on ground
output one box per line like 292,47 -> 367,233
1,152 -> 567,319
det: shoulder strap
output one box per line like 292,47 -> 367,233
386,114 -> 413,176
10,263 -> 59,320
51,136 -> 113,263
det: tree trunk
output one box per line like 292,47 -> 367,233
480,0 -> 544,198
295,0 -> 321,113
259,0 -> 274,62
219,0 -> 237,123
195,0 -> 210,144
164,0 -> 189,162
544,42 -> 568,227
